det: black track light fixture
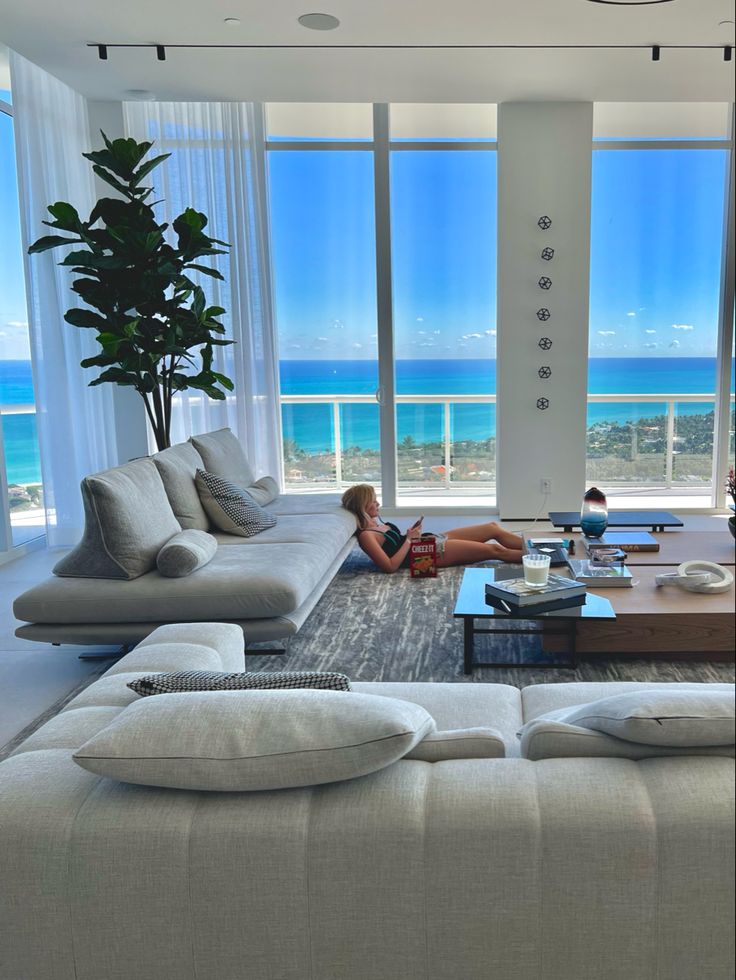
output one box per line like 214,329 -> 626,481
652,45 -> 661,61
725,46 -> 733,62
156,45 -> 166,61
97,44 -> 108,61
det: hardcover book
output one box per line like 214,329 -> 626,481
484,572 -> 586,607
484,591 -> 586,616
583,531 -> 660,553
567,559 -> 633,588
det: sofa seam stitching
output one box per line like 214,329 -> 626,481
67,776 -> 107,980
636,768 -> 661,980
187,793 -> 202,980
305,785 -> 315,980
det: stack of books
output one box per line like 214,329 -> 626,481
582,531 -> 660,554
484,573 -> 587,616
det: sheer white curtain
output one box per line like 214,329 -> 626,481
10,52 -> 118,546
124,101 -> 283,484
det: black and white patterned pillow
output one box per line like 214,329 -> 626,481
195,468 -> 277,537
127,670 -> 352,697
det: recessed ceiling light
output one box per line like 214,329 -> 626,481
223,17 -> 241,26
298,12 -> 340,30
125,89 -> 156,101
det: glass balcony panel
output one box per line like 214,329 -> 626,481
281,403 -> 335,486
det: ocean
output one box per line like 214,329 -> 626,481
1,357 -> 732,482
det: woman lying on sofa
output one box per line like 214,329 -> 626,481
341,484 -> 524,574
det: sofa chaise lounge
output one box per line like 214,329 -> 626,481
13,428 -> 358,648
1,622 -> 733,980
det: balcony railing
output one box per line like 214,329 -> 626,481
281,391 -> 735,492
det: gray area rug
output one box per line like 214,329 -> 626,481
247,548 -> 736,687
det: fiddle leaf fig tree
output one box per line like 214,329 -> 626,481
28,132 -> 234,451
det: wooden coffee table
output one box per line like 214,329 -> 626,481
543,565 -> 735,659
566,531 -> 735,567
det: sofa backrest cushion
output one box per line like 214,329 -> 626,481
404,728 -> 506,761
156,529 -> 218,578
195,469 -> 277,537
152,442 -> 210,530
72,690 -> 436,791
190,428 -> 256,488
246,475 -> 280,507
53,458 -> 181,580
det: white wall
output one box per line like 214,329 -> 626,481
86,100 -> 150,463
496,102 -> 593,519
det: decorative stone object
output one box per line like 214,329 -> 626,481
541,247 -> 555,261
538,215 -> 552,230
536,308 -> 551,321
538,276 -> 552,290
536,397 -> 550,411
538,366 -> 552,379
538,337 -> 553,351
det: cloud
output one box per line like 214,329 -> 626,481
417,330 -> 426,335
419,342 -> 436,348
644,329 -> 656,335
433,330 -> 440,335
461,332 -> 483,340
6,320 -> 28,329
484,329 -> 495,336
352,342 -> 363,350
416,316 -> 424,323
669,339 -> 681,348
598,330 -> 616,337
288,344 -> 301,350
644,342 -> 658,349
316,336 -> 328,342
672,323 -> 694,331
627,311 -> 636,317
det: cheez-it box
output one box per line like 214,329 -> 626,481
409,538 -> 437,578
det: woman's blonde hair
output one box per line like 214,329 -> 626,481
341,484 -> 376,531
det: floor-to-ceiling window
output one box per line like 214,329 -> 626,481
587,102 -> 734,506
0,81 -> 44,550
266,103 -> 498,506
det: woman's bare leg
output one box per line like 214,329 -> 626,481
445,521 -> 523,551
437,539 -> 523,567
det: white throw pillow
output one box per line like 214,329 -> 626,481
518,689 -> 735,760
561,690 -> 735,746
73,690 -> 436,791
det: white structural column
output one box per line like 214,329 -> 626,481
496,103 -> 594,519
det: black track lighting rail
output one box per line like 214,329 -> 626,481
88,42 -> 735,63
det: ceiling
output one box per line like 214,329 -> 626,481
0,0 -> 734,103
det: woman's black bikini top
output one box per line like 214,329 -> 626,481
363,521 -> 406,558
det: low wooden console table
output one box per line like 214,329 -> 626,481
565,531 -> 735,567
543,565 -> 735,659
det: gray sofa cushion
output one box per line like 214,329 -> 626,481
190,428 -> 255,488
518,718 -> 736,761
246,475 -> 280,506
53,458 -> 181,580
73,690 -> 436,791
128,669 -> 351,696
156,530 -> 218,578
152,443 -> 210,531
404,728 -> 506,761
561,690 -> 735,746
195,469 -> 277,538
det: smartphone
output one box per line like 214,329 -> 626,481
412,516 -> 425,528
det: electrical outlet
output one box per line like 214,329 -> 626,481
540,478 -> 553,494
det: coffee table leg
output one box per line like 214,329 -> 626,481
463,617 -> 475,675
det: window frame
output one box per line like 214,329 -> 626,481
589,117 -> 735,507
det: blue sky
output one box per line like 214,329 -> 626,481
0,107 -> 728,362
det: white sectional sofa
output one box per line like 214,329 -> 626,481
1,622 -> 733,980
13,429 -> 358,647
